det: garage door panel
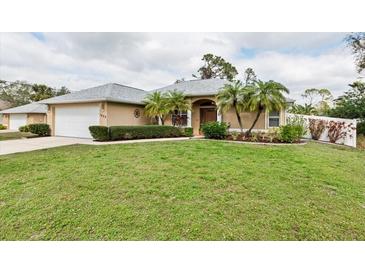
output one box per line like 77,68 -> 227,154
10,114 -> 27,130
55,105 -> 100,138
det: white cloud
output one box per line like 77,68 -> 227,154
0,32 -> 360,102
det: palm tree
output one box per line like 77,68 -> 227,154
289,103 -> 317,115
143,91 -> 169,125
245,80 -> 289,136
216,80 -> 248,133
165,90 -> 191,126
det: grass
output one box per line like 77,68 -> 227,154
0,131 -> 37,141
357,134 -> 365,150
0,140 -> 365,240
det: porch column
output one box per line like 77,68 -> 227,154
187,110 -> 192,127
217,113 -> 222,122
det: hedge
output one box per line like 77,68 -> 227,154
181,127 -> 193,137
19,125 -> 30,132
0,124 -> 7,130
28,123 -> 50,136
201,122 -> 228,139
89,126 -> 110,141
109,125 -> 183,141
357,121 -> 365,135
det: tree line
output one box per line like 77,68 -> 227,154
0,80 -> 70,108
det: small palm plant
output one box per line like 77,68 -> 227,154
165,90 -> 191,126
244,80 -> 289,136
216,80 -> 248,133
143,91 -> 169,125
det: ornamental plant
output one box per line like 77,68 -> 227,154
327,121 -> 355,143
201,121 -> 228,139
308,118 -> 327,140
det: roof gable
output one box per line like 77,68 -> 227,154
42,83 -> 149,105
0,102 -> 47,114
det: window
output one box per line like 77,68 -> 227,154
172,111 -> 188,127
269,110 -> 280,127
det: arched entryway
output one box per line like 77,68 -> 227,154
191,98 -> 220,135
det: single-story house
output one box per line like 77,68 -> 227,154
0,99 -> 11,125
0,79 -> 294,138
0,102 -> 47,130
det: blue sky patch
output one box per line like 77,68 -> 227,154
31,32 -> 45,42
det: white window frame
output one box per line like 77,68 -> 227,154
171,110 -> 188,127
268,110 -> 280,128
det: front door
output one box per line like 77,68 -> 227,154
200,107 -> 217,126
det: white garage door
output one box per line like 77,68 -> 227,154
55,105 -> 100,138
10,114 -> 27,130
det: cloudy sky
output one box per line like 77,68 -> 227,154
0,32 -> 361,102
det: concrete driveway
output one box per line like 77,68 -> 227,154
0,136 -> 191,155
0,137 -> 92,155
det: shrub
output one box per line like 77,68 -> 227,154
89,126 -> 110,141
19,125 -> 30,132
278,125 -> 299,143
308,118 -> 327,140
231,131 -> 240,140
109,125 -> 183,141
357,121 -> 365,135
28,123 -> 50,136
0,124 -> 7,130
201,122 -> 228,139
327,121 -> 355,143
278,116 -> 306,143
181,127 -> 193,137
266,128 -> 280,143
287,115 -> 307,137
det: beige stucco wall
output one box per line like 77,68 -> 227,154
222,108 -> 266,130
189,95 -> 286,134
106,102 -> 150,126
2,114 -> 9,128
27,113 -> 46,124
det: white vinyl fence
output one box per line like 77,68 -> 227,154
286,113 -> 357,148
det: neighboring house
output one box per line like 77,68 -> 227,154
0,103 -> 47,130
0,79 -> 294,138
0,99 -> 11,125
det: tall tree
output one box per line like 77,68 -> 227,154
193,53 -> 238,81
216,81 -> 248,133
58,86 -> 71,96
0,80 -> 33,107
143,91 -> 169,125
288,103 -> 317,115
302,88 -> 318,105
329,81 -> 365,120
346,32 -> 365,73
245,80 -> 289,136
302,88 -> 333,115
243,67 -> 257,85
31,84 -> 55,101
316,88 -> 333,114
0,80 -> 71,107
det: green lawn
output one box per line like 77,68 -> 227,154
0,140 -> 364,240
0,131 -> 37,141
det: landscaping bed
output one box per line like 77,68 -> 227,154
225,132 -> 304,144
